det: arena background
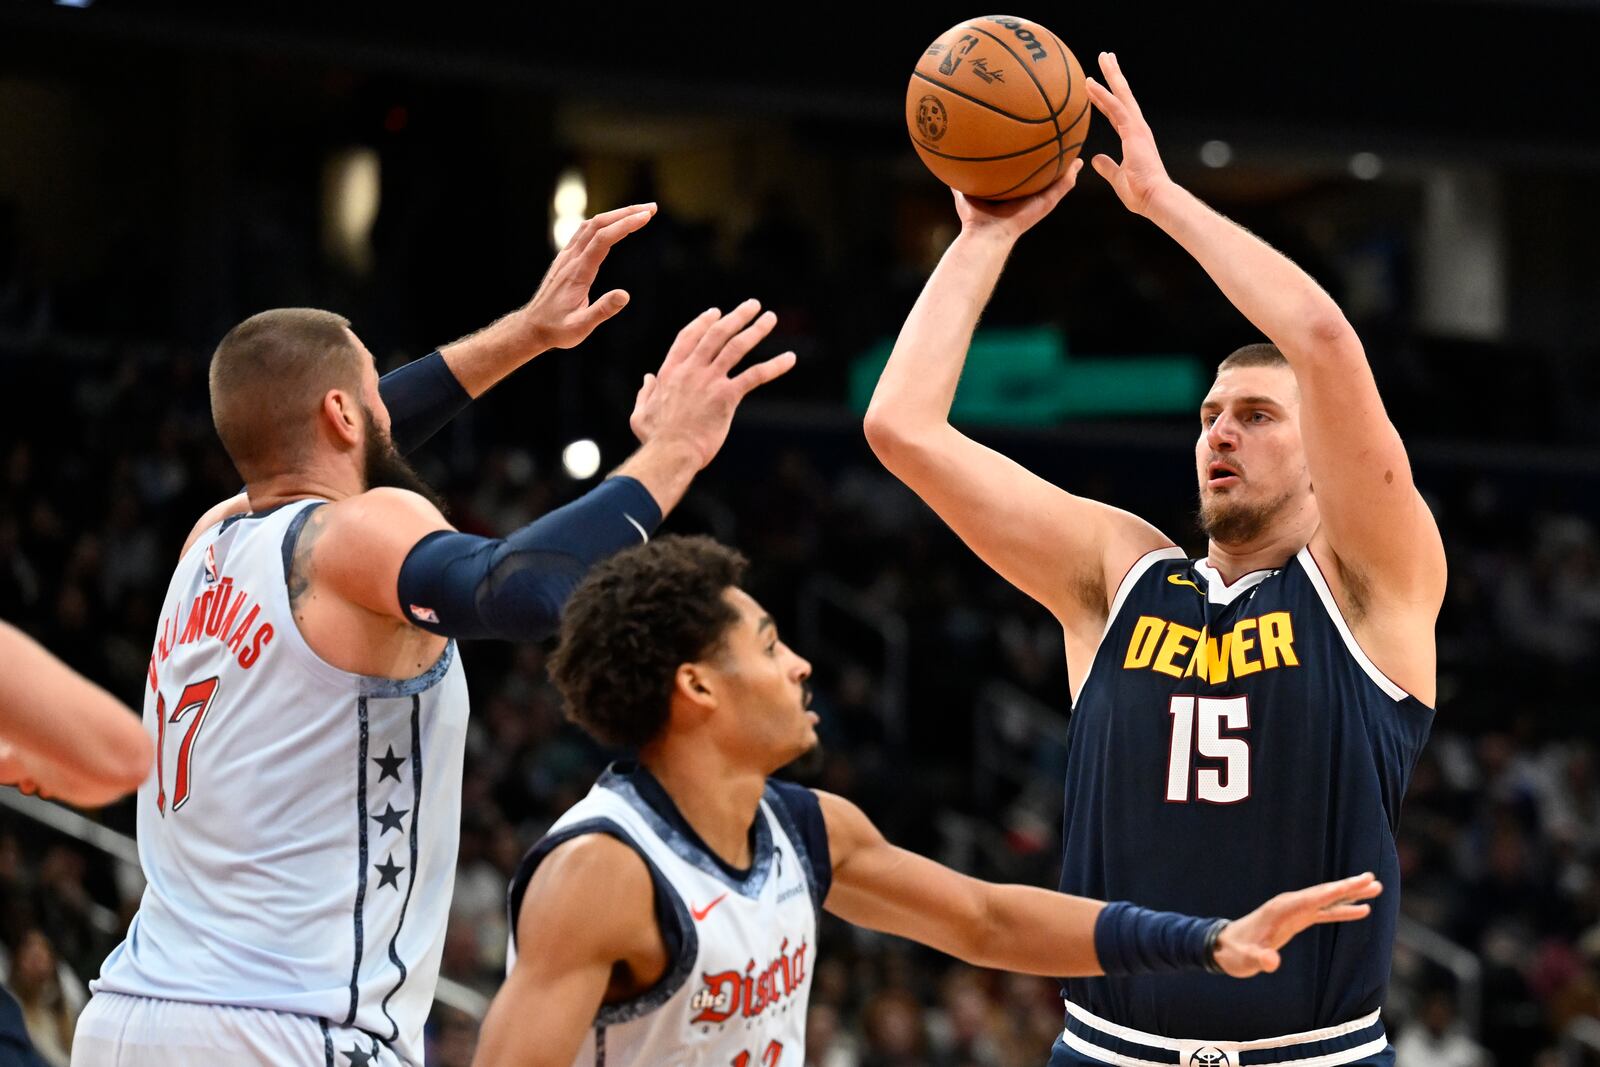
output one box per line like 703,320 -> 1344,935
2,2 -> 1599,1064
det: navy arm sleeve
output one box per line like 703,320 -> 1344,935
395,476 -> 662,641
766,779 -> 833,909
378,351 -> 471,455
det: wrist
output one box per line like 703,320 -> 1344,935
638,434 -> 707,471
1140,178 -> 1190,225
1201,918 -> 1230,975
954,225 -> 1018,254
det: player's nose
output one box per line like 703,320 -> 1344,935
1206,415 -> 1238,451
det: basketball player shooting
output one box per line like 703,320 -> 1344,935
470,536 -> 1382,1067
866,53 -> 1445,1067
70,203 -> 796,1067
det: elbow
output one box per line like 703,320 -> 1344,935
863,405 -> 934,471
92,726 -> 155,801
1301,305 -> 1359,352
862,403 -> 901,459
110,730 -> 156,794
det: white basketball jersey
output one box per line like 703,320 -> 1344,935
94,499 -> 470,1067
508,766 -> 823,1067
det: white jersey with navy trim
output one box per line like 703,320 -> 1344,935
507,765 -> 825,1067
92,499 -> 470,1067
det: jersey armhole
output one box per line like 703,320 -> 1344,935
1295,547 -> 1424,706
506,818 -> 699,1027
763,779 -> 832,913
1072,546 -> 1189,706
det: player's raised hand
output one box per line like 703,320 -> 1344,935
1213,873 -> 1382,979
1085,52 -> 1173,217
629,300 -> 796,470
518,203 -> 657,350
954,158 -> 1083,241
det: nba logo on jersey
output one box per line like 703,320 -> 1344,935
202,545 -> 218,584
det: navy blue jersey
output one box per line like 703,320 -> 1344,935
1059,546 -> 1433,1039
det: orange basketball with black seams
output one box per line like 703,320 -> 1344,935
907,15 -> 1089,200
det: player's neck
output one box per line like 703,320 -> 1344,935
640,744 -> 765,871
1205,516 -> 1316,583
246,465 -> 364,512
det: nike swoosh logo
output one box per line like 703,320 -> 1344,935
1168,575 -> 1202,593
624,513 -> 649,543
691,892 -> 729,922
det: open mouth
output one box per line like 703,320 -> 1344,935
1206,462 -> 1241,489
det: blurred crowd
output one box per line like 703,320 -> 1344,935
4,104 -> 1600,1056
0,334 -> 1597,1067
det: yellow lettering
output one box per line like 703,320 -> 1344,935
1229,618 -> 1261,677
1154,624 -> 1201,678
1259,611 -> 1299,669
1124,617 -> 1167,669
1203,630 -> 1234,683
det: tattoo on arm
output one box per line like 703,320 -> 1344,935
287,506 -> 331,616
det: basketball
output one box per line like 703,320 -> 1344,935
906,15 -> 1089,200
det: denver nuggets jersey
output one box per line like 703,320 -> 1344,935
94,500 -> 470,1067
508,764 -> 827,1067
1059,547 -> 1433,1039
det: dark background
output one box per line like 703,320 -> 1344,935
1,2 -> 1598,1065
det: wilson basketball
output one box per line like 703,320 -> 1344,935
907,16 -> 1089,200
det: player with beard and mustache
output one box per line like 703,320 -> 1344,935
74,204 -> 796,1067
865,54 -> 1444,1067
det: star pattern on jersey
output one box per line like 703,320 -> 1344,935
375,853 -> 405,890
373,745 -> 406,783
341,1044 -> 374,1067
371,802 -> 408,836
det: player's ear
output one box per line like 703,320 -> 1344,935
670,662 -> 719,722
322,389 -> 363,449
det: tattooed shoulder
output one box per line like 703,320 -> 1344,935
287,504 -> 331,612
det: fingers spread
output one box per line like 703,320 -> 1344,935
660,307 -> 721,373
1090,154 -> 1119,182
1085,78 -> 1130,129
732,351 -> 797,396
693,298 -> 763,364
711,309 -> 778,373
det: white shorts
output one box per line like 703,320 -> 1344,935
71,992 -> 409,1067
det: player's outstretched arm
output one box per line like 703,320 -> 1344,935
864,166 -> 1172,637
1087,52 -> 1444,606
313,303 -> 794,640
0,622 -> 152,807
472,835 -> 660,1067
380,203 -> 656,452
818,790 -> 1380,979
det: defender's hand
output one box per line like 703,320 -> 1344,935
1085,52 -> 1174,218
520,203 -> 657,351
629,301 -> 796,471
955,158 -> 1083,242
1215,872 -> 1382,978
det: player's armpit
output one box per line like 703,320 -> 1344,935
472,835 -> 659,1067
304,488 -> 454,623
1291,328 -> 1446,609
862,422 -> 1173,631
179,494 -> 251,560
817,790 -> 1104,977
